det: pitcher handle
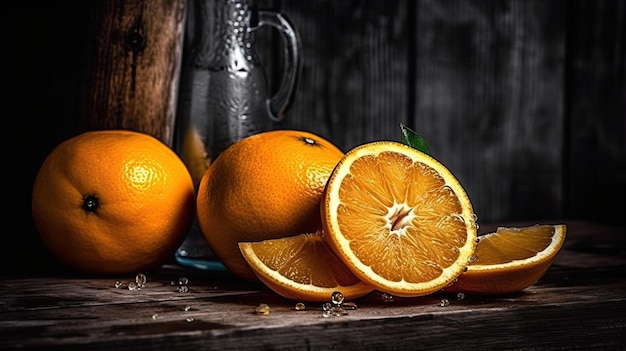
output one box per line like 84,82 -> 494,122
255,10 -> 302,122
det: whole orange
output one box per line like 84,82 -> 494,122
31,130 -> 196,275
196,129 -> 344,280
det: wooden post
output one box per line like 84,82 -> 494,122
75,0 -> 186,147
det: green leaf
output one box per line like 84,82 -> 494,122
400,123 -> 431,155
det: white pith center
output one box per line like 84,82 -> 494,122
387,203 -> 416,235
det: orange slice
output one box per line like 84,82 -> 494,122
321,141 -> 478,297
238,230 -> 374,302
446,224 -> 567,295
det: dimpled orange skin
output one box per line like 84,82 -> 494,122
196,130 -> 345,280
31,130 -> 196,275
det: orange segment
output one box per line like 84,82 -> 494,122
322,141 -> 477,297
239,231 -> 374,302
446,224 -> 567,295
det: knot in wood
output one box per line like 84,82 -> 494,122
125,28 -> 146,53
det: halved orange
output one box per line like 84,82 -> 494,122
321,141 -> 478,297
238,230 -> 374,302
446,224 -> 567,295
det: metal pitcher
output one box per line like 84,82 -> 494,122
174,0 -> 301,269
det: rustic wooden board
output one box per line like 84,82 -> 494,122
1,221 -> 624,350
412,0 -> 566,223
264,0 -> 625,225
275,0 -> 569,224
278,0 -> 410,148
566,0 -> 626,224
74,0 -> 186,147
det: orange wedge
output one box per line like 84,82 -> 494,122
446,224 -> 567,295
238,230 -> 374,302
321,141 -> 478,297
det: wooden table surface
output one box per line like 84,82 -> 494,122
1,220 -> 624,350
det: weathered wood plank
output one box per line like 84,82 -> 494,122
279,0 -> 410,149
272,0 -> 570,223
412,0 -> 566,223
566,0 -> 626,224
1,293 -> 624,350
74,0 -> 186,146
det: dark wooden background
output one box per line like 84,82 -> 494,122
3,0 -> 624,274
